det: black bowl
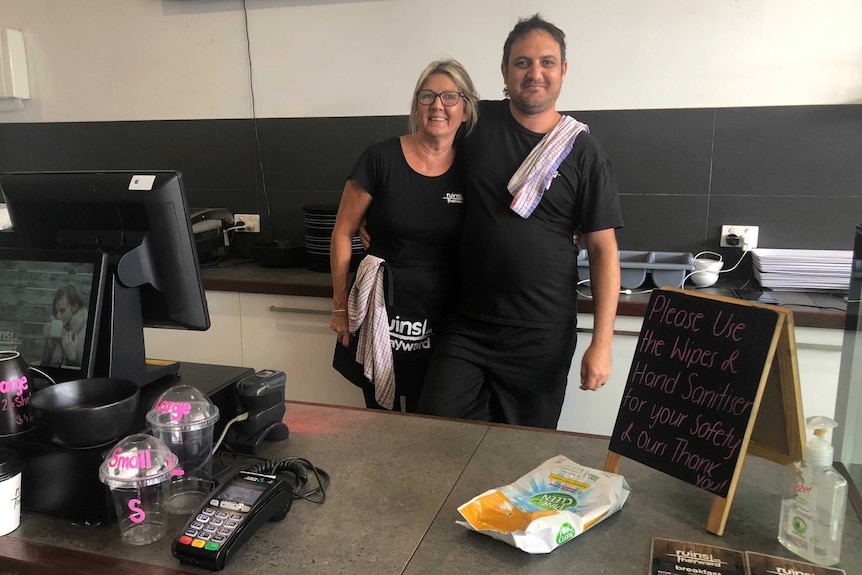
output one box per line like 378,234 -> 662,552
30,378 -> 140,448
254,240 -> 308,268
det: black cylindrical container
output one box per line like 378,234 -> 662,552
0,351 -> 36,438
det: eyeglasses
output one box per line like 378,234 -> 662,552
416,90 -> 464,107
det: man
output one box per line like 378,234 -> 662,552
417,14 -> 623,429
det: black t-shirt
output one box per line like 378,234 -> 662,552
458,100 -> 623,328
335,137 -> 464,397
352,137 -> 464,270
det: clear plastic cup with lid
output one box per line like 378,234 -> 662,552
146,384 -> 219,514
98,433 -> 180,545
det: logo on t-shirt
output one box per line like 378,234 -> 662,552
442,192 -> 463,205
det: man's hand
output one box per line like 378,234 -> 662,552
579,228 -> 619,392
579,341 -> 611,391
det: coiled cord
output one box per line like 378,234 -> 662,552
242,457 -> 329,504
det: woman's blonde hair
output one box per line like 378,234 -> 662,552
408,58 -> 479,138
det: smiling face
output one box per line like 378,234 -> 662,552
503,29 -> 567,117
415,73 -> 467,141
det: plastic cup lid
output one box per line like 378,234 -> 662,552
145,384 -> 219,432
99,433 -> 181,488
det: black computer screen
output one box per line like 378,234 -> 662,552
0,248 -> 105,381
0,171 -> 210,385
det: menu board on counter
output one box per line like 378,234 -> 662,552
605,288 -> 805,535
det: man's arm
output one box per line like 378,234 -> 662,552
580,228 -> 620,391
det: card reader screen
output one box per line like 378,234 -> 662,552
220,481 -> 267,506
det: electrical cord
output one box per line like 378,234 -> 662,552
680,249 -> 750,289
216,449 -> 330,505
211,411 -> 250,455
200,225 -> 243,268
204,258 -> 257,269
241,0 -> 274,234
575,278 -> 591,299
247,456 -> 327,504
790,303 -> 847,311
578,249 -> 752,295
576,278 -> 653,299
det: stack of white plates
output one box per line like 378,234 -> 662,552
752,248 -> 852,291
303,205 -> 363,273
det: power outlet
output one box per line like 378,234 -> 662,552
234,213 -> 260,233
720,225 -> 759,249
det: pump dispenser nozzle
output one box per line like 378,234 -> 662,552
804,415 -> 838,467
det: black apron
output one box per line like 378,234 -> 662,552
332,260 -> 456,410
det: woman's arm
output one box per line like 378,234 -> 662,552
330,178 -> 373,347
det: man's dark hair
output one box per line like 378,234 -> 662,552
502,14 -> 567,68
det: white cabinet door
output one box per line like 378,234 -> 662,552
144,290 -> 243,366
557,314 -> 642,436
794,326 -> 843,421
239,293 -> 365,408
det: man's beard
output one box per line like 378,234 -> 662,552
510,87 -> 553,115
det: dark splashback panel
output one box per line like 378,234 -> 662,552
1,104 -> 860,257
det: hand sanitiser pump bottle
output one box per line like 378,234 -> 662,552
778,415 -> 847,566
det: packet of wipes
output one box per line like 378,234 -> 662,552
456,454 -> 630,554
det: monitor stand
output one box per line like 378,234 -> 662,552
94,275 -> 179,386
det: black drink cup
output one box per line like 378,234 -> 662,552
0,351 -> 36,438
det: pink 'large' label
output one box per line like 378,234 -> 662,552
1,375 -> 31,426
154,399 -> 191,421
0,376 -> 28,396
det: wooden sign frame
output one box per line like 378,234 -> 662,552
604,288 -> 805,535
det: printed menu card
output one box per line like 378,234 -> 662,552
745,551 -> 846,575
650,538 -> 746,575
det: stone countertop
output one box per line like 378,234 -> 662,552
201,260 -> 848,330
3,401 -> 861,574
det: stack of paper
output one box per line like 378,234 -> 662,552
752,248 -> 852,292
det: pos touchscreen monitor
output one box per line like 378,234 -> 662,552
0,171 -> 210,386
0,247 -> 106,382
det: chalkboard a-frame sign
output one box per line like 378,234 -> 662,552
604,288 -> 805,536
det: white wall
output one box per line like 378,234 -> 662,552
1,0 -> 861,123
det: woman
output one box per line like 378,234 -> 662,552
330,59 -> 479,412
41,284 -> 89,368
